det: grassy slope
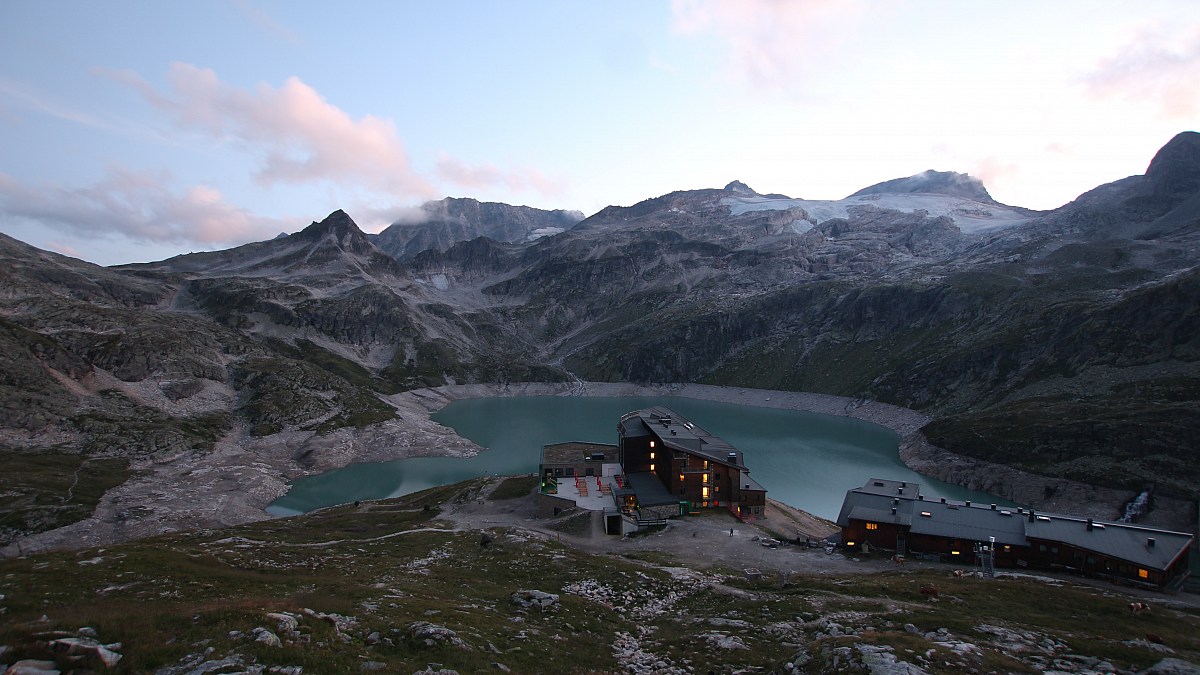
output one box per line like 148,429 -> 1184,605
2,480 -> 1198,674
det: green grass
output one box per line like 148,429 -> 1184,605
487,475 -> 538,501
0,450 -> 131,545
3,478 -> 1198,674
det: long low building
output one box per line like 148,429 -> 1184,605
837,478 -> 1194,589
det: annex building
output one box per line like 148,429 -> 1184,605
837,478 -> 1194,590
538,406 -> 767,526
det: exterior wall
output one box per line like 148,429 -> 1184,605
619,434 -> 654,473
535,493 -> 579,518
541,459 -> 608,480
843,520 -> 905,551
737,489 -> 766,516
842,514 -> 1185,587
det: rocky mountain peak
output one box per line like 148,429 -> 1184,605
849,170 -> 998,205
724,180 -> 758,196
1144,131 -> 1200,197
296,210 -> 375,256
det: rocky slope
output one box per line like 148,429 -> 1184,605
1,133 -> 1198,551
369,196 -> 584,260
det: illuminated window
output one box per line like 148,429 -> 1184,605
951,550 -> 961,556
649,452 -> 655,460
702,473 -> 709,484
865,523 -> 878,530
649,464 -> 655,472
702,487 -> 710,499
1138,568 -> 1149,579
703,460 -> 708,469
679,474 -> 685,482
846,541 -> 856,547
649,441 -> 655,448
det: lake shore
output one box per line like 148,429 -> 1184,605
7,381 -> 1190,556
396,382 -> 1195,531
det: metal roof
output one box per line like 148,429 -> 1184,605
626,406 -> 743,468
839,478 -> 1195,570
1026,515 -> 1193,571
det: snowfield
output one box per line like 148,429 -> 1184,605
721,193 -> 1036,234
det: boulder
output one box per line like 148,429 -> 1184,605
510,589 -> 559,610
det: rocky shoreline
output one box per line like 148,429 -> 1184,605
5,381 -> 1192,556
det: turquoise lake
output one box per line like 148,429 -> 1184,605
267,396 -> 1014,519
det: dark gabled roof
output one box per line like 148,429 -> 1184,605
908,501 -> 1028,547
624,406 -> 743,468
839,478 -> 1195,571
739,470 -> 767,494
1027,515 -> 1193,571
624,471 -> 679,507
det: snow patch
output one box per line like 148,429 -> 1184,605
526,227 -> 565,241
721,194 -> 1032,234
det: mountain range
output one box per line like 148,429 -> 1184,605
2,131 -> 1198,549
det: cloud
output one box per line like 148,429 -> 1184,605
670,0 -> 867,88
231,0 -> 302,45
0,75 -> 114,131
99,63 -> 570,204
100,63 -> 440,200
0,166 -> 291,246
1083,25 -> 1200,119
435,154 -> 568,198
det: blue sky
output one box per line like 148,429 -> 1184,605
1,1 -> 1197,265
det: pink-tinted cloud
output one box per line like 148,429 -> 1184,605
1084,25 -> 1200,119
671,0 -> 867,88
970,156 -> 1020,191
99,63 -> 439,200
436,154 -> 568,198
232,0 -> 302,45
0,167 -> 291,246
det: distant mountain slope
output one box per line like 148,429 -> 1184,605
370,197 -> 583,260
2,132 -> 1198,550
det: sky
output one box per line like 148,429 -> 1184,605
1,1 -> 1198,266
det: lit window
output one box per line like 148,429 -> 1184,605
649,452 -> 655,460
1138,568 -> 1149,579
649,464 -> 655,472
649,441 -> 655,448
702,474 -> 709,484
703,460 -> 708,469
702,487 -> 709,499
679,474 -> 685,482
951,550 -> 961,556
865,523 -> 878,530
846,541 -> 856,547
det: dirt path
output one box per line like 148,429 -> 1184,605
437,478 -> 912,579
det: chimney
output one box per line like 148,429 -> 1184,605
990,504 -> 997,510
891,506 -> 897,515
940,497 -> 946,504
1086,518 -> 1093,531
1147,537 -> 1156,548
1028,510 -> 1035,523
898,486 -> 904,494
965,500 -> 971,507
